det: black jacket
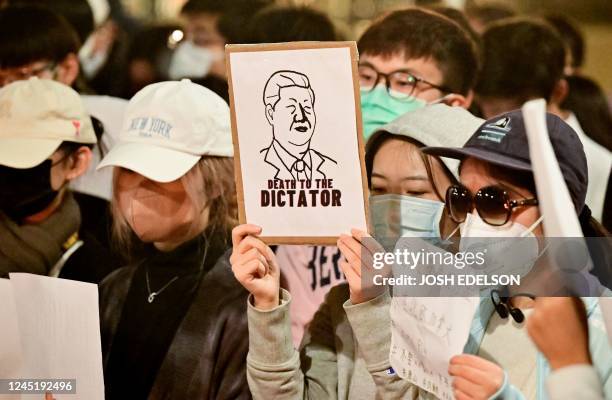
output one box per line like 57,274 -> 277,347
99,250 -> 251,399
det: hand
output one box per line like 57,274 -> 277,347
337,228 -> 388,305
449,354 -> 505,400
230,224 -> 280,310
45,393 -> 55,400
526,297 -> 591,370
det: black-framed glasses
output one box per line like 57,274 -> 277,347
446,184 -> 538,226
358,63 -> 452,100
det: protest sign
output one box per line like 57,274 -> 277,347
226,42 -> 369,244
0,274 -> 104,400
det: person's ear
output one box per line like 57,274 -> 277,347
265,104 -> 274,125
55,53 -> 80,86
65,146 -> 92,181
440,90 -> 473,108
550,78 -> 568,107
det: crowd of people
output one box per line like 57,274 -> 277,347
0,0 -> 610,399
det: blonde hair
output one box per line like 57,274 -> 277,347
111,156 -> 237,259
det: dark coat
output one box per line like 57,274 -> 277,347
99,251 -> 251,399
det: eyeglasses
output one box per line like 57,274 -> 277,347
0,62 -> 57,87
358,63 -> 452,100
446,184 -> 538,226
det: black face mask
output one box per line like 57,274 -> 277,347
0,160 -> 59,223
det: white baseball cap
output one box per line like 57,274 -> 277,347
368,104 -> 484,178
97,79 -> 233,183
0,77 -> 97,169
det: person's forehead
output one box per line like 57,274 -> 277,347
373,139 -> 425,172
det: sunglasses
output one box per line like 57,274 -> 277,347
446,184 -> 538,226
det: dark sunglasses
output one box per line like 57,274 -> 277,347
446,184 -> 538,226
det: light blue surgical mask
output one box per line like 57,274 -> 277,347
360,86 -> 426,140
370,194 -> 445,241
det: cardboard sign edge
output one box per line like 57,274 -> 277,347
225,41 -> 370,245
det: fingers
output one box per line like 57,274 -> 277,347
231,224 -> 262,248
338,234 -> 362,259
232,245 -> 271,276
337,234 -> 375,273
452,378 -> 480,400
236,236 -> 271,260
450,354 -> 499,372
337,239 -> 361,274
351,228 -> 385,255
448,363 -> 493,386
454,387 -> 475,400
233,258 -> 267,283
450,355 -> 504,399
339,260 -> 360,287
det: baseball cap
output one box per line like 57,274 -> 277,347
423,110 -> 588,212
97,79 -> 233,183
0,77 -> 97,169
367,104 -> 484,179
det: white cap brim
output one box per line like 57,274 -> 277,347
0,138 -> 62,168
97,141 -> 201,183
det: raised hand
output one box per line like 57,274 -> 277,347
337,228 -> 388,305
230,224 -> 280,310
526,297 -> 591,370
449,354 -> 505,400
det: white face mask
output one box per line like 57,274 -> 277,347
168,40 -> 222,80
459,212 -> 544,277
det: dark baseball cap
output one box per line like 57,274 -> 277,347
423,109 -> 588,213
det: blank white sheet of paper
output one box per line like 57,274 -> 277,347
0,278 -> 23,400
9,273 -> 104,400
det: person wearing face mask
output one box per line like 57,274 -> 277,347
357,8 -> 479,140
264,6 -> 480,349
0,4 -> 129,262
419,110 -> 610,400
168,0 -> 270,81
96,80 -> 249,399
0,78 -> 117,283
332,109 -> 610,400
229,104 -> 481,399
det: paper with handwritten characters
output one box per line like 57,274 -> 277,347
390,296 -> 479,399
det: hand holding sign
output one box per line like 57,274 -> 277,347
226,42 -> 369,244
337,229 -> 389,304
230,224 -> 281,310
448,354 -> 505,400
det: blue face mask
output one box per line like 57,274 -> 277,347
360,86 -> 427,140
370,194 -> 445,241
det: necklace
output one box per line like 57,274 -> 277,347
144,236 -> 210,304
145,271 -> 179,303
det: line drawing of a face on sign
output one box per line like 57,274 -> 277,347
261,70 -> 337,181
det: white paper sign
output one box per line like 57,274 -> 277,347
523,99 -> 610,341
390,296 -> 479,399
600,297 -> 612,345
522,99 -> 582,237
227,42 -> 369,244
0,279 -> 23,400
5,273 -> 104,400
